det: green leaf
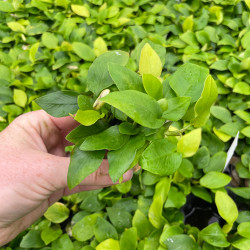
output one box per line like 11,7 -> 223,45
115,180 -> 132,194
200,172 -> 231,189
74,110 -> 104,126
0,1 -> 15,12
13,89 -> 27,108
132,210 -> 153,239
87,51 -> 129,95
241,126 -> 250,138
20,230 -> 45,248
203,151 -> 227,173
119,122 -> 140,135
107,207 -> 132,233
94,37 -> 108,57
67,147 -> 105,189
233,81 -> 250,95
80,125 -> 129,151
52,234 -> 74,250
210,106 -> 232,123
101,90 -> 164,129
44,202 -> 70,223
66,121 -> 108,144
199,223 -> 230,248
29,42 -> 40,63
238,222 -> 250,238
36,91 -> 79,117
160,225 -> 184,247
42,32 -> 58,49
164,235 -> 199,250
108,63 -> 144,92
177,128 -> 202,158
149,177 -> 171,228
80,193 -> 105,212
193,146 -> 210,169
162,97 -> 191,121
108,134 -> 145,183
227,187 -> 250,199
78,95 -> 94,110
72,42 -> 95,61
120,227 -> 137,250
7,21 -> 26,33
72,213 -> 102,241
94,217 -> 118,242
142,74 -> 163,100
96,239 -> 121,250
41,227 -> 63,245
232,238 -> 250,250
140,139 -> 182,176
164,186 -> 186,209
170,63 -> 209,103
215,191 -> 238,225
191,186 -> 212,203
234,110 -> 250,124
192,75 -> 218,127
178,158 -> 194,178
71,4 -> 90,17
139,43 -> 162,77
0,65 -> 12,82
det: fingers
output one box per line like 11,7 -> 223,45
45,155 -> 133,192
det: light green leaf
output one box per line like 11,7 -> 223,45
96,239 -> 121,250
108,134 -> 145,183
210,105 -> 232,123
44,202 -> 70,223
140,139 -> 182,176
71,4 -> 90,17
234,110 -> 250,124
233,81 -> 250,95
215,191 -> 238,225
80,126 -> 129,151
36,91 -> 79,117
232,238 -> 250,250
0,65 -> 12,82
139,43 -> 162,77
183,15 -> 194,32
108,63 -> 144,92
241,126 -> 250,138
177,128 -> 201,158
119,122 -> 140,135
191,186 -> 212,203
203,151 -> 227,173
200,172 -> 231,189
72,42 -> 95,61
52,234 -> 74,250
0,1 -> 15,12
192,75 -> 218,127
87,51 -> 129,95
42,32 -> 58,49
41,227 -> 63,245
148,177 -> 171,228
160,225 -> 184,247
29,42 -> 40,63
162,97 -> 191,121
7,21 -> 26,33
13,89 -> 27,108
142,74 -> 163,100
94,217 -> 118,242
164,186 -> 186,209
170,63 -> 209,103
120,227 -> 137,250
101,90 -> 164,129
72,213 -> 102,241
94,37 -> 108,57
238,222 -> 250,238
75,110 -> 104,126
227,187 -> 250,200
199,223 -> 230,248
132,210 -> 153,239
67,147 -> 105,189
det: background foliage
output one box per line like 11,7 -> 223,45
0,0 -> 249,249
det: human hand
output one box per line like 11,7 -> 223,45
0,110 -> 133,246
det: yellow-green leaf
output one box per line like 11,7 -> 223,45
13,89 -> 27,108
94,37 -> 108,57
177,128 -> 202,158
96,239 -> 120,250
139,43 -> 162,78
7,22 -> 26,33
215,191 -> 238,225
29,42 -> 40,63
182,15 -> 193,32
71,4 -> 90,17
74,110 -> 104,126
